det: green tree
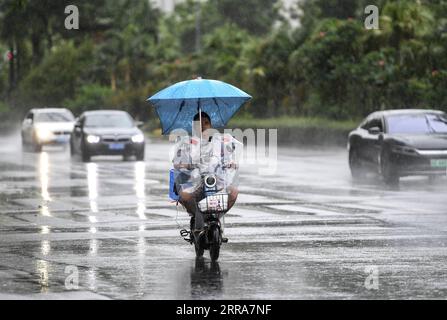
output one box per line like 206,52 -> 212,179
64,84 -> 113,113
18,41 -> 93,107
249,28 -> 296,117
291,19 -> 365,118
93,0 -> 160,90
213,0 -> 280,36
199,24 -> 252,82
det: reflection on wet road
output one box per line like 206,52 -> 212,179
1,132 -> 447,299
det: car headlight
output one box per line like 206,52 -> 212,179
86,135 -> 100,144
36,128 -> 53,141
391,145 -> 418,155
131,134 -> 145,143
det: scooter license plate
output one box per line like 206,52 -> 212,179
208,199 -> 219,208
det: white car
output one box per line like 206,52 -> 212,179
21,108 -> 75,152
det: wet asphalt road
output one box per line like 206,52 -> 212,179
1,131 -> 447,300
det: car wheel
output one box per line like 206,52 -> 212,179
380,150 -> 399,185
349,148 -> 366,180
81,147 -> 90,162
30,133 -> 42,153
33,142 -> 42,153
21,136 -> 29,152
82,151 -> 90,162
136,149 -> 145,161
70,140 -> 75,156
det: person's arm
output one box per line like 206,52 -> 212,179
173,138 -> 194,170
174,163 -> 194,170
219,134 -> 241,169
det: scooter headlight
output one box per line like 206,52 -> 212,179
204,175 -> 217,188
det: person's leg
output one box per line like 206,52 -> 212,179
179,189 -> 204,231
227,186 -> 239,210
179,191 -> 196,214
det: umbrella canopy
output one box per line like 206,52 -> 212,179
148,78 -> 252,135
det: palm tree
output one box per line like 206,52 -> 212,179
381,1 -> 434,50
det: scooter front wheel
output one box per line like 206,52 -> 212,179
191,218 -> 204,257
194,240 -> 204,257
209,226 -> 221,261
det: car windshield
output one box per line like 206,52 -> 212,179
427,114 -> 447,133
84,114 -> 134,128
35,111 -> 74,123
386,113 -> 447,134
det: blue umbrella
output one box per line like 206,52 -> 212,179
147,78 -> 252,135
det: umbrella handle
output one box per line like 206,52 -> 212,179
198,102 -> 202,164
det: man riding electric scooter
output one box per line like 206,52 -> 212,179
172,112 -> 241,259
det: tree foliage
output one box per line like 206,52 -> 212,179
1,0 -> 447,122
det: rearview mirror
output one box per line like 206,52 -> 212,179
368,126 -> 381,135
136,121 -> 144,128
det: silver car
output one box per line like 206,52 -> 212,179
21,108 -> 75,152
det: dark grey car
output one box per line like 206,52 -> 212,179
348,109 -> 447,185
70,110 -> 145,162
